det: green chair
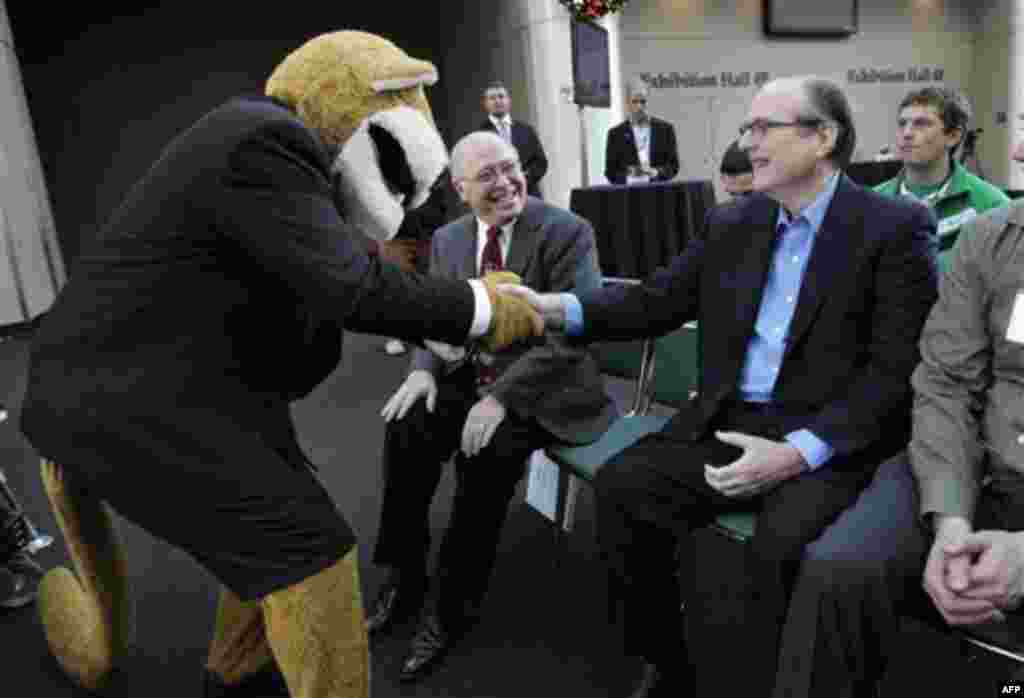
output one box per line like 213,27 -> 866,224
539,314 -> 699,619
542,317 -> 700,539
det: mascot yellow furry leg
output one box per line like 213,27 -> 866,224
203,552 -> 368,698
37,460 -> 132,692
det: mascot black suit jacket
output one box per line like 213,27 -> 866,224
20,96 -> 481,599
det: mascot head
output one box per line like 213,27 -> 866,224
266,31 -> 449,242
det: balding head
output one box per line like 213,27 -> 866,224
451,131 -> 515,180
754,76 -> 855,168
740,75 -> 853,211
625,77 -> 650,122
451,131 -> 526,226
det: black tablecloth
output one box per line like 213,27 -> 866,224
570,180 -> 716,279
845,161 -> 903,188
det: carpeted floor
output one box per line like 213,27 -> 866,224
0,329 -> 1014,697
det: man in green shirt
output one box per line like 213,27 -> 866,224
874,87 -> 1009,255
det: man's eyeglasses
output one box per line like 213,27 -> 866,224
738,117 -> 824,139
468,160 -> 522,185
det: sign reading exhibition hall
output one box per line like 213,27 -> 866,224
639,67 -> 945,90
640,71 -> 772,89
847,66 -> 945,84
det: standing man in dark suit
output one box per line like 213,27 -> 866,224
477,82 -> 548,198
364,130 -> 615,683
604,78 -> 680,185
503,76 -> 939,698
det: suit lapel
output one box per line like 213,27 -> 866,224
729,197 -> 780,341
783,175 -> 861,356
458,217 -> 480,278
621,123 -> 639,162
506,200 -> 541,276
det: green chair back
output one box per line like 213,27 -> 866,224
590,340 -> 646,381
649,323 -> 700,408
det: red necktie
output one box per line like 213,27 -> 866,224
477,226 -> 504,386
480,226 -> 504,275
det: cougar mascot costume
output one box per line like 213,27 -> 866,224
18,31 -> 538,698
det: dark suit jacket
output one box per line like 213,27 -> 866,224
20,96 -> 480,525
577,176 -> 940,465
478,119 -> 548,198
411,197 -> 616,444
604,116 -> 680,185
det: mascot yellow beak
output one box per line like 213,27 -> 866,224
266,30 -> 449,242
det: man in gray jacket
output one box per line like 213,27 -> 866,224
365,131 -> 615,683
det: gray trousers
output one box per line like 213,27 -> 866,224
774,451 -> 1024,698
772,452 -> 931,698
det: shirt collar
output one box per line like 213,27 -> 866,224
476,218 -> 515,239
897,162 -> 958,205
489,114 -> 511,128
776,172 -> 840,233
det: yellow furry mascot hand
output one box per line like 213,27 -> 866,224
478,271 -> 544,353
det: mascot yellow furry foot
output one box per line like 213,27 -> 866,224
38,460 -> 132,693
34,30 -> 455,698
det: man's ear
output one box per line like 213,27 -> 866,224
818,123 -> 839,160
945,126 -> 965,154
453,178 -> 467,203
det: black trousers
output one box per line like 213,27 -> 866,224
594,400 -> 876,693
774,452 -> 1024,698
373,365 -> 552,620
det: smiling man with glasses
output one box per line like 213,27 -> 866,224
501,76 -> 939,698
365,131 -> 614,684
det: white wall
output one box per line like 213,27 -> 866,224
436,0 -> 623,208
616,0 -> 1004,198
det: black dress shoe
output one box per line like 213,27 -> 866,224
202,662 -> 289,697
366,569 -> 426,636
398,605 -> 451,683
627,661 -> 695,698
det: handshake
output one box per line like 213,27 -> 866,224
474,271 -> 566,353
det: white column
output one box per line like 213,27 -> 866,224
972,0 -> 1024,189
0,1 -> 64,323
501,1 -> 626,207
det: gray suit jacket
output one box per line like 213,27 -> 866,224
410,197 -> 616,444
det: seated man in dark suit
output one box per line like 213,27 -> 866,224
604,78 -> 679,185
477,81 -> 548,198
504,75 -> 939,697
773,121 -> 1024,698
365,130 -> 616,683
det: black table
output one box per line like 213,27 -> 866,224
845,160 -> 902,188
570,180 -> 716,279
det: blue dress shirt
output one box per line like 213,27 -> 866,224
563,173 -> 841,470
